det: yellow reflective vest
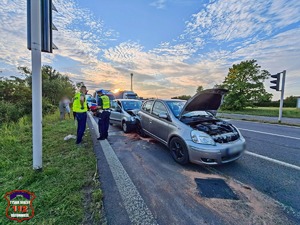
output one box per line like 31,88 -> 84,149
72,92 -> 87,113
100,95 -> 110,109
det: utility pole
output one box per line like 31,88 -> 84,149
131,73 -> 133,91
31,0 -> 42,170
278,70 -> 286,123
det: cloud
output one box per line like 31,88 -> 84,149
101,40 -> 228,97
0,0 -> 117,78
150,0 -> 167,9
0,0 -> 299,99
185,0 -> 300,42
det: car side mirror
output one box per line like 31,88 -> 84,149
158,113 -> 168,119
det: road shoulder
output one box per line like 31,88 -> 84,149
87,113 -> 157,225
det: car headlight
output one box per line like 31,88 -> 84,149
191,130 -> 215,145
231,125 -> 245,141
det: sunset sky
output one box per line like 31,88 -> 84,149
0,0 -> 299,99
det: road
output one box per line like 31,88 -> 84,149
88,114 -> 300,225
217,113 -> 300,126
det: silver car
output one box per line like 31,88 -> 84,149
110,99 -> 142,133
137,89 -> 246,165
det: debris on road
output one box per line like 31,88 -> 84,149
64,134 -> 76,141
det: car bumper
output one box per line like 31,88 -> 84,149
186,138 -> 246,165
125,120 -> 138,128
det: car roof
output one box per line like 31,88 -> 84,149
115,99 -> 141,102
144,99 -> 186,102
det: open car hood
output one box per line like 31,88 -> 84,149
126,109 -> 139,116
179,89 -> 228,119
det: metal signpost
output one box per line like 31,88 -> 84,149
30,0 -> 42,170
270,70 -> 286,123
27,0 -> 57,170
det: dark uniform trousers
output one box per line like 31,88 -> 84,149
98,110 -> 111,139
76,112 -> 87,144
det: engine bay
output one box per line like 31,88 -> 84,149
182,118 -> 240,143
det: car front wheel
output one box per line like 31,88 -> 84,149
170,137 -> 189,165
122,121 -> 130,133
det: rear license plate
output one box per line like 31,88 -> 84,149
228,145 -> 243,155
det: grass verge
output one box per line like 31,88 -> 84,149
0,112 -> 103,225
220,107 -> 300,118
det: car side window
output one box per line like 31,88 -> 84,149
111,101 -> 117,109
142,101 -> 154,113
152,101 -> 167,116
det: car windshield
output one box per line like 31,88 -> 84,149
166,101 -> 186,117
87,97 -> 96,103
126,94 -> 138,99
182,111 -> 214,118
121,101 -> 142,111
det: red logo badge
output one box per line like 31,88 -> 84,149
4,190 -> 36,222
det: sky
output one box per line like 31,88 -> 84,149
0,0 -> 299,99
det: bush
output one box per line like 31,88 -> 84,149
0,101 -> 24,125
43,98 -> 57,114
0,99 -> 57,126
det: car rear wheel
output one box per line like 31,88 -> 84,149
170,137 -> 189,165
122,121 -> 130,133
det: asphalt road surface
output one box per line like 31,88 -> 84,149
88,114 -> 300,225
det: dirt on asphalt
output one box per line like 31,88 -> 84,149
182,169 -> 293,225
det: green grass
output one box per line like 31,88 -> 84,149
220,107 -> 300,118
0,112 -> 103,225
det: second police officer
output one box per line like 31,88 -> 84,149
96,89 -> 111,140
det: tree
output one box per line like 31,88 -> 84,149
171,95 -> 191,100
196,85 -> 203,93
222,60 -> 272,110
19,65 -> 76,105
0,66 -> 76,125
213,83 -> 225,89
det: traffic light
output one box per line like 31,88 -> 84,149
270,73 -> 280,91
27,0 -> 58,53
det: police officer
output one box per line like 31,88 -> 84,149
96,89 -> 111,140
72,86 -> 88,144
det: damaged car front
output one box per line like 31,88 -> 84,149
110,99 -> 142,133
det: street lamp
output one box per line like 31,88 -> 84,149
131,73 -> 133,91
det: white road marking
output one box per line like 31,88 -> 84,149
230,119 -> 300,129
245,151 -> 300,171
88,113 -> 157,225
238,128 -> 300,140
